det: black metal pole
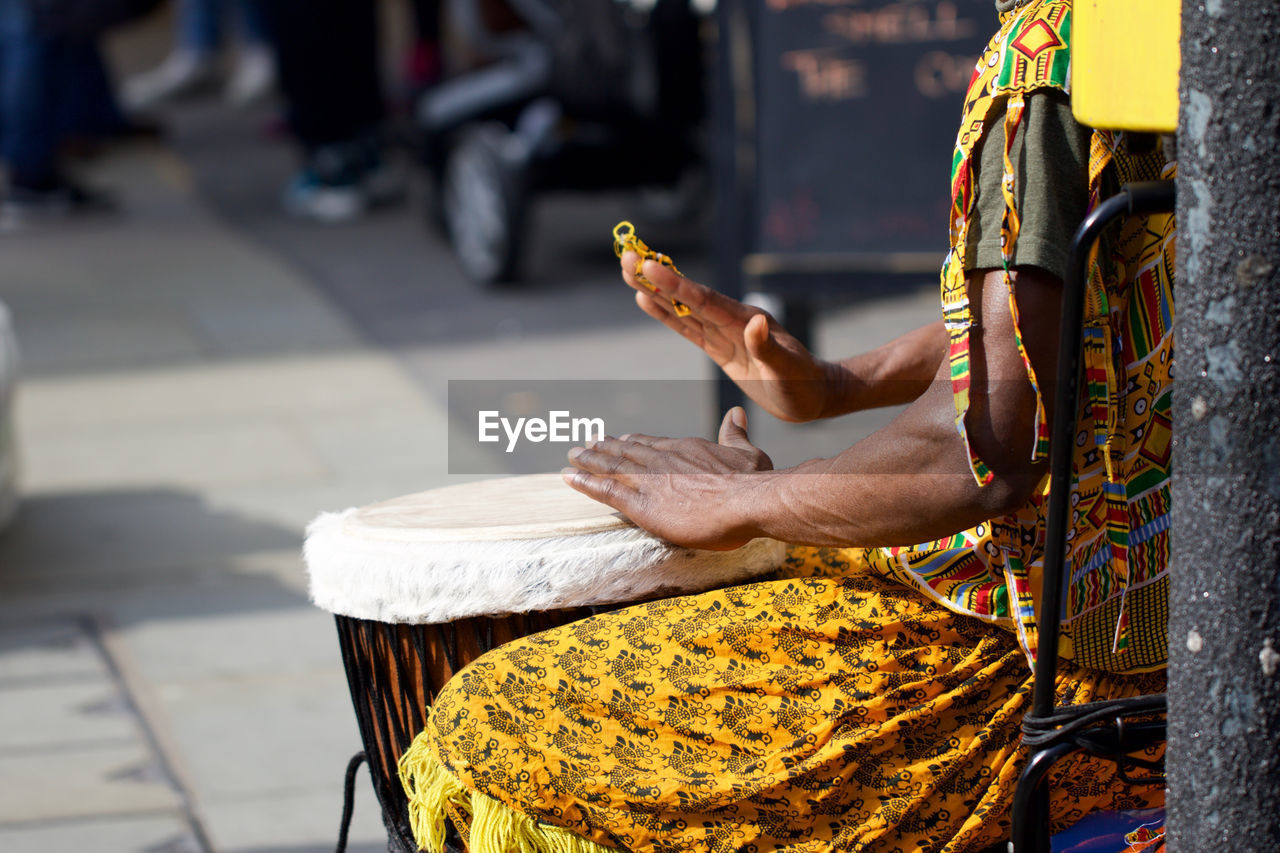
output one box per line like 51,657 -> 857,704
1020,181 -> 1173,853
1168,1 -> 1280,850
712,0 -> 749,426
1033,182 -> 1177,719
1033,189 -> 1144,722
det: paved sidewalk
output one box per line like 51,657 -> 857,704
0,124 -> 937,850
0,142 -> 449,853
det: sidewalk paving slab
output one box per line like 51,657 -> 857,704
0,143 -> 428,851
0,814 -> 200,853
0,617 -> 184,828
0,745 -> 184,823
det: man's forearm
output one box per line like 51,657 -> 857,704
818,320 -> 947,418
734,374 -> 1042,548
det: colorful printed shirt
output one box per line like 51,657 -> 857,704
863,0 -> 1173,674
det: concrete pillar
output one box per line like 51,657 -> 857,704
1169,0 -> 1280,849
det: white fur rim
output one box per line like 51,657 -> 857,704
304,509 -> 787,623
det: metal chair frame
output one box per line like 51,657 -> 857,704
1010,179 -> 1176,852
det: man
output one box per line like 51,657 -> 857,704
400,1 -> 1174,849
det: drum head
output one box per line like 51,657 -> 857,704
305,473 -> 787,623
345,473 -> 632,543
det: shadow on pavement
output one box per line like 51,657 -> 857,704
219,846 -> 386,853
0,487 -> 311,627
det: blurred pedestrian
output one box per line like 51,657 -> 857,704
258,0 -> 403,223
0,0 -> 127,221
123,0 -> 274,109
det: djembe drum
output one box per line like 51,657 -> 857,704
304,473 -> 786,852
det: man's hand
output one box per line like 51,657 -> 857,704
621,251 -> 831,423
562,407 -> 771,550
572,266 -> 1061,551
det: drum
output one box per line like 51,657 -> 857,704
304,473 -> 786,852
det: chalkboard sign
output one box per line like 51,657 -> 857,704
749,0 -> 993,270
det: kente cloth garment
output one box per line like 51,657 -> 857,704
400,0 -> 1174,849
919,0 -> 1173,674
401,549 -> 1164,853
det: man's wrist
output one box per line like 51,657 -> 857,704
817,358 -> 866,419
721,470 -> 776,545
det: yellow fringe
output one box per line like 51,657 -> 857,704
398,734 -> 614,853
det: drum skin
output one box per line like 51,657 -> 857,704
305,474 -> 787,625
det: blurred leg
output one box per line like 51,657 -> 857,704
235,0 -> 270,47
259,0 -> 397,221
0,0 -> 115,215
259,0 -> 382,150
178,0 -> 224,55
122,0 -> 221,110
224,0 -> 274,105
58,41 -> 128,139
0,0 -> 60,188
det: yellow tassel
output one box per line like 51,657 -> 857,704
398,735 -> 471,853
399,732 -> 615,853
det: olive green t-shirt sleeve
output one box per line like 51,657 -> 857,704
964,89 -> 1092,281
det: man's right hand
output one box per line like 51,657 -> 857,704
620,251 -> 832,423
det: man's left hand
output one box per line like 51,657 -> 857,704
563,407 -> 771,550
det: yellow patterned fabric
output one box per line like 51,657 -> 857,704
904,0 -> 1172,673
401,548 -> 1163,852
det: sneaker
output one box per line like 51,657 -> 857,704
280,166 -> 407,224
281,170 -> 366,224
224,46 -> 276,108
123,51 -> 219,111
281,136 -> 406,223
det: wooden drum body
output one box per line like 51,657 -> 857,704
333,610 -> 602,851
305,474 -> 786,851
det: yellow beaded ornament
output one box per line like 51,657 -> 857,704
612,220 -> 691,317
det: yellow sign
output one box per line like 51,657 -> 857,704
1072,0 -> 1181,132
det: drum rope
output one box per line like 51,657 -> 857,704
441,620 -> 460,686
334,751 -> 366,853
335,616 -> 427,851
